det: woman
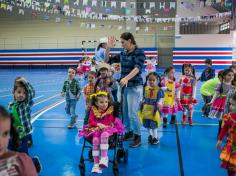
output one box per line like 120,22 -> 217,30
105,32 -> 145,148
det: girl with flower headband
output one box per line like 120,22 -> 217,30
179,64 -> 197,125
79,91 -> 124,174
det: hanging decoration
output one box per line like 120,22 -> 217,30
0,0 -> 231,24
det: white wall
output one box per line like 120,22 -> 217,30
175,0 -> 235,50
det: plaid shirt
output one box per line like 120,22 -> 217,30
9,82 -> 35,136
109,47 -> 145,87
62,78 -> 81,100
83,83 -> 100,110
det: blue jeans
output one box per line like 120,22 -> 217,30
122,85 -> 143,135
65,99 -> 78,124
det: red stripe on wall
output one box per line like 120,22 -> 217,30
173,61 -> 232,64
173,52 -> 232,55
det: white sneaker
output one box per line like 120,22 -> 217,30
91,164 -> 102,174
99,157 -> 109,168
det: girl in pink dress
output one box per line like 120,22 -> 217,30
79,91 -> 124,174
160,67 -> 183,127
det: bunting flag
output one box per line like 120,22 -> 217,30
64,0 -> 69,5
55,17 -> 61,22
0,0 -> 231,24
144,27 -> 149,32
92,0 -> 97,7
82,0 -> 88,6
121,2 -> 126,8
18,8 -> 24,15
130,2 -> 135,8
111,1 -> 116,8
150,2 -> 155,9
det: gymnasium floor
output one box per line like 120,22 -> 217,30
0,69 -> 225,176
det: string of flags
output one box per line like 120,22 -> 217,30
78,22 -> 175,32
0,0 -> 231,23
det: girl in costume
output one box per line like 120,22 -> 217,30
79,92 -> 124,174
217,93 -> 236,176
0,106 -> 37,176
160,67 -> 183,127
138,72 -> 164,145
179,64 -> 197,125
208,69 -> 234,135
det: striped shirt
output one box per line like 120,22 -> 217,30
109,47 -> 145,87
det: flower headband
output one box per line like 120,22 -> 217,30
90,91 -> 108,99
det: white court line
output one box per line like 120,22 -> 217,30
31,99 -> 65,123
0,94 -> 11,98
36,119 -> 84,122
33,94 -> 60,106
37,90 -> 59,93
33,95 -> 44,100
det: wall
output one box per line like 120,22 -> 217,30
174,0 -> 235,60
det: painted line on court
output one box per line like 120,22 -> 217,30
31,99 -> 65,124
0,94 -> 11,98
33,94 -> 60,106
32,99 -> 64,117
36,90 -> 59,93
175,123 -> 184,176
33,95 -> 44,100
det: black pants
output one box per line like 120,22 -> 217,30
112,89 -> 118,102
202,95 -> 212,116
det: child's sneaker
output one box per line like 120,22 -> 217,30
188,117 -> 193,126
123,131 -> 133,141
152,137 -> 159,145
99,157 -> 109,168
181,114 -> 186,125
148,135 -> 153,144
91,164 -> 102,174
163,118 -> 167,128
32,156 -> 42,173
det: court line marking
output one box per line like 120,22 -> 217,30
36,90 -> 59,93
31,99 -> 65,123
175,123 -> 184,176
0,94 -> 12,98
33,95 -> 44,100
33,94 -> 60,106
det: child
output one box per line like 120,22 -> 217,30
61,67 -> 81,129
108,68 -> 118,102
179,64 -> 197,125
8,77 -> 35,152
138,72 -> 164,144
207,69 -> 234,135
96,64 -> 114,95
200,70 -> 224,117
216,93 -> 236,176
8,77 -> 41,173
83,71 -> 100,125
160,67 -> 183,127
0,106 -> 37,176
199,59 -> 215,82
224,74 -> 236,115
229,65 -> 236,74
79,92 -> 124,174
